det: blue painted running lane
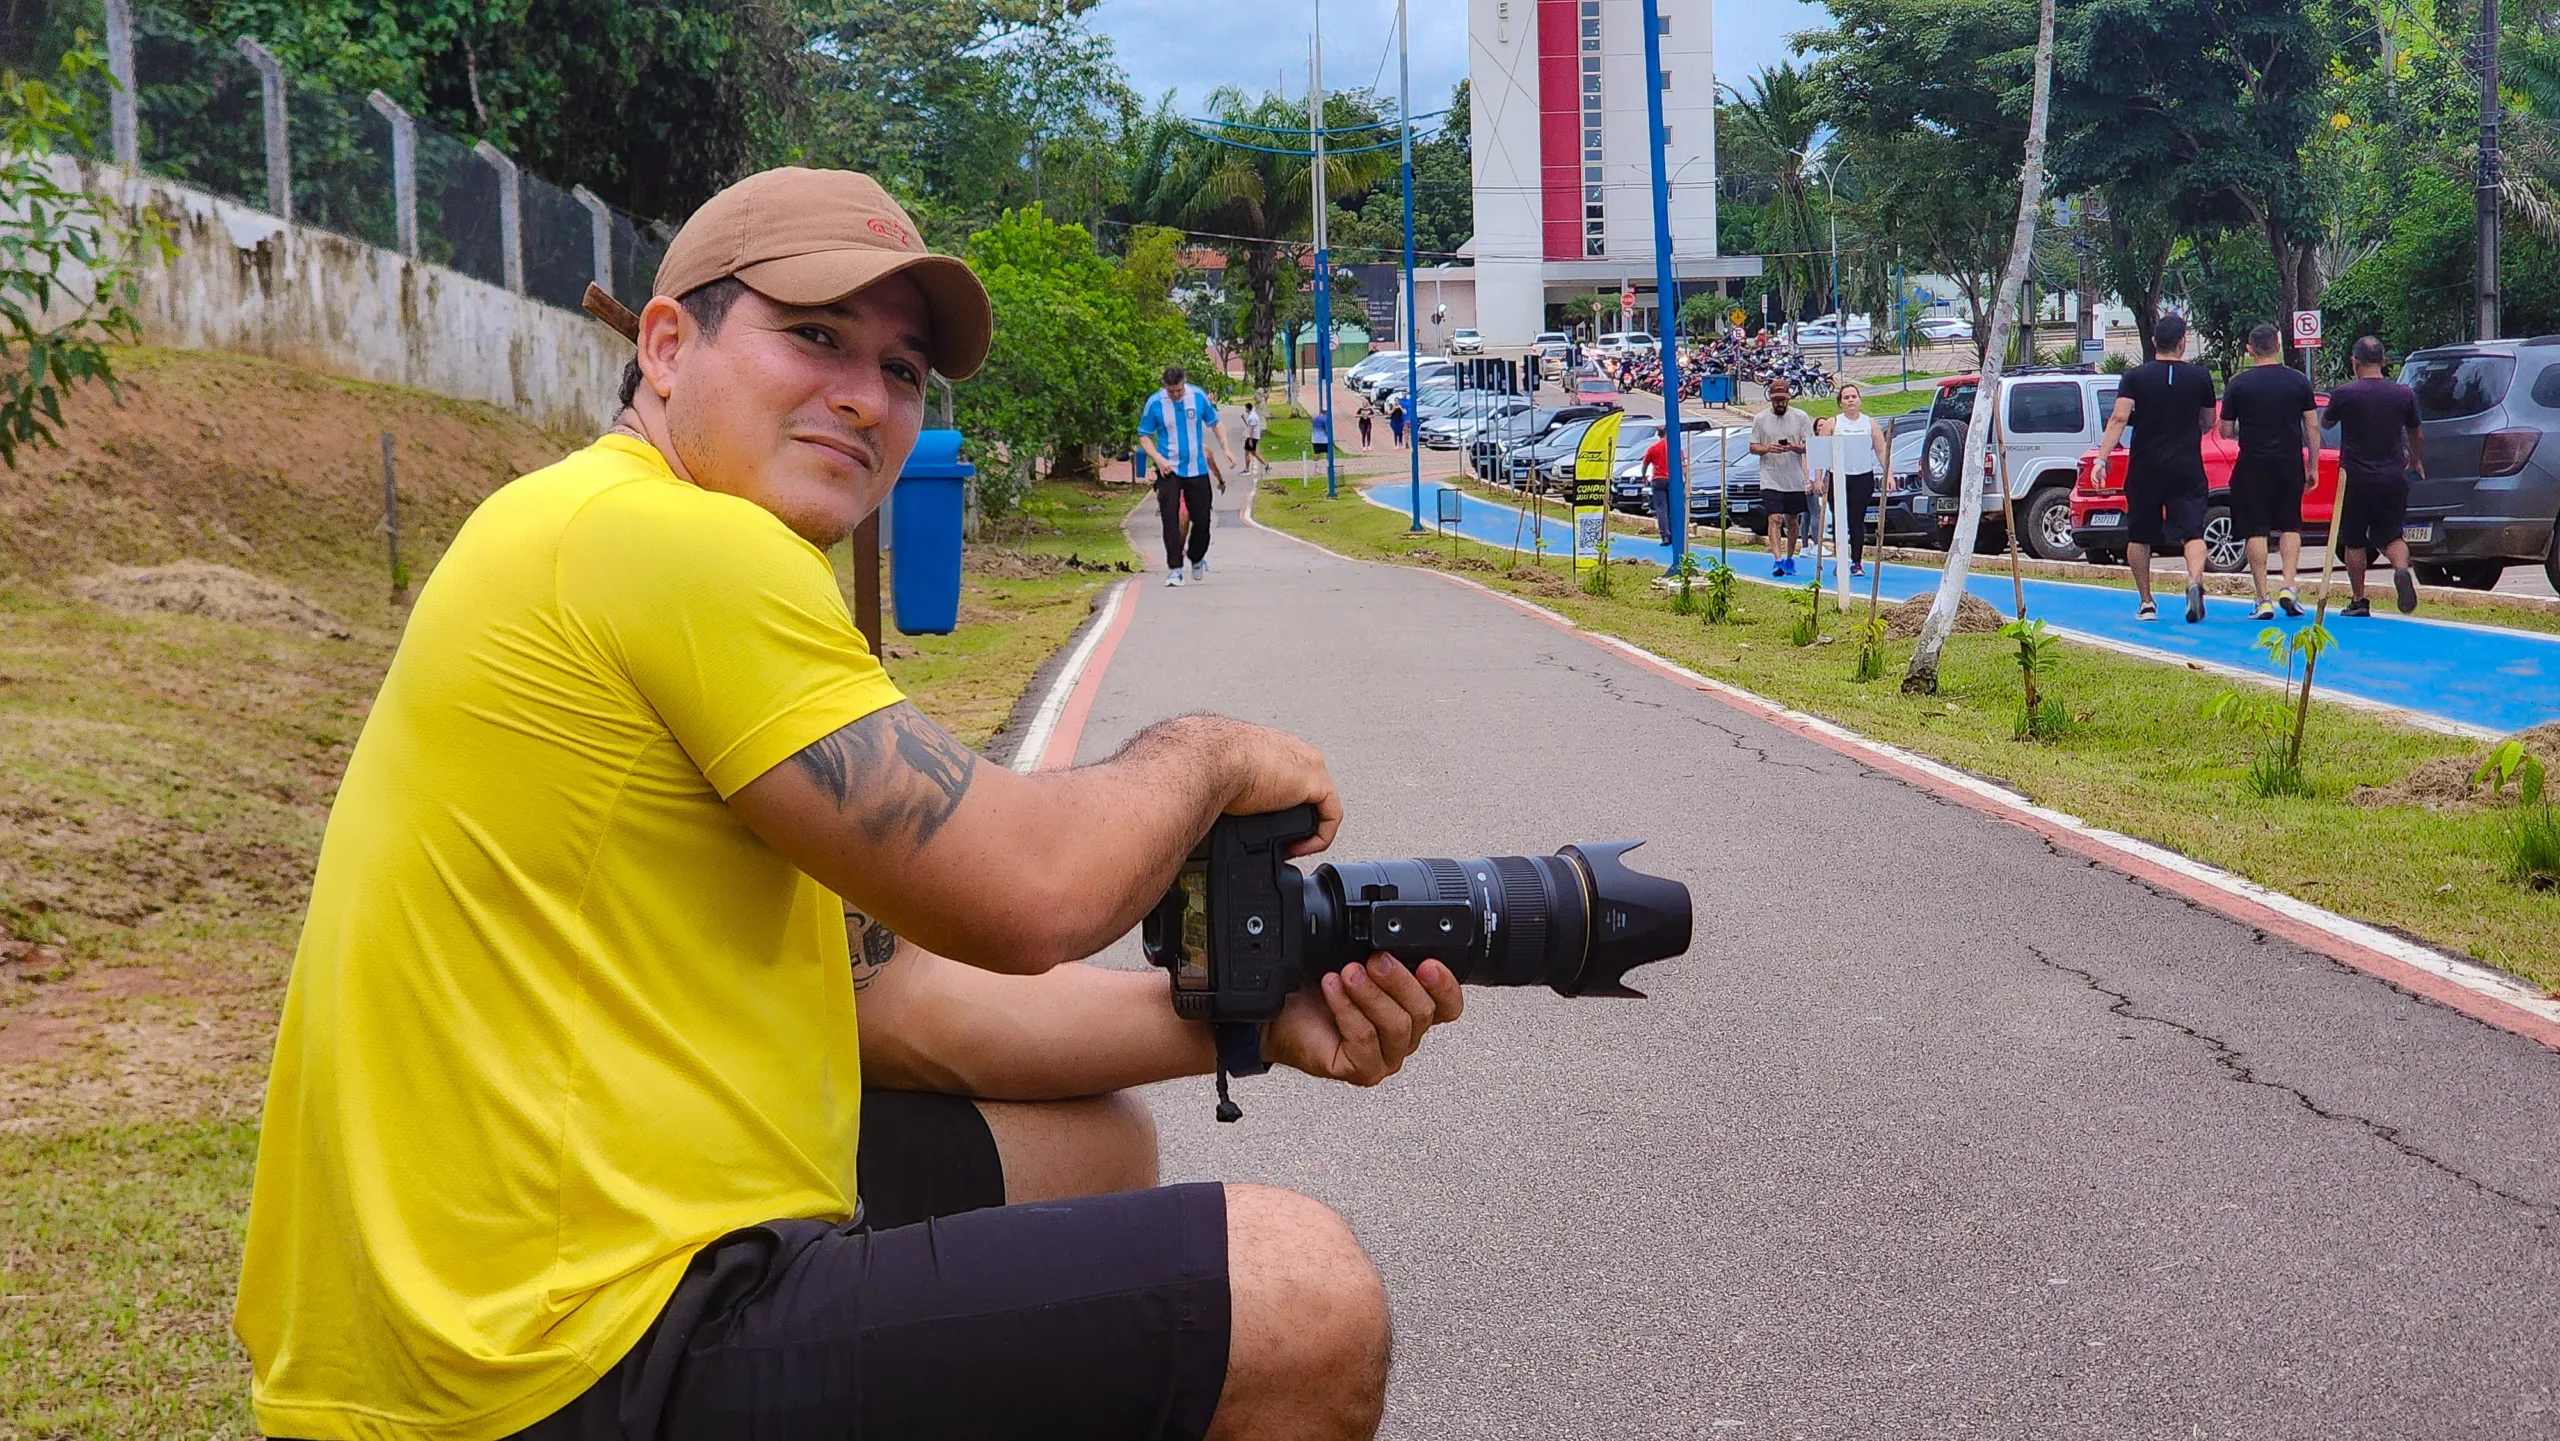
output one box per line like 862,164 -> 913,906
1364,480 -> 2560,737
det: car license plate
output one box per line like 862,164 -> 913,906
2402,523 -> 2435,543
2086,511 -> 2121,527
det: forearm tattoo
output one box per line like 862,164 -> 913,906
789,702 -> 978,848
843,901 -> 897,991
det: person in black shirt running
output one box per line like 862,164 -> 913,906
2323,335 -> 2429,615
2218,323 -> 2322,619
2095,314 -> 2219,621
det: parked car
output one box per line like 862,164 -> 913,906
2388,338 -> 2560,588
1345,350 -> 1407,391
1523,417 -> 1605,493
1592,331 -> 1658,361
1417,394 -> 1532,450
1568,371 -> 1621,408
1913,315 -> 1975,344
1449,328 -> 1484,356
2069,413 -> 2343,573
1470,404 -> 1614,485
1533,330 -> 1571,359
1688,448 -> 1767,532
1358,354 -> 1450,400
1877,412 -> 1937,546
1608,420 -> 1739,513
1911,366 -> 2118,560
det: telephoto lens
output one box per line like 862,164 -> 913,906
1306,842 -> 1690,997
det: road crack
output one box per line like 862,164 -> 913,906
1532,650 -> 1837,776
2027,945 -> 2559,1228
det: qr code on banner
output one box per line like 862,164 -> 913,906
1577,511 -> 1606,554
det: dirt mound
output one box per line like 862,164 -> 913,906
1883,591 -> 2006,639
70,560 -> 352,638
964,546 -> 1132,580
1403,547 -> 1498,573
2352,722 -> 2560,811
1494,563 -> 1577,597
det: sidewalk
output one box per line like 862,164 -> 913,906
1061,473 -> 2560,1439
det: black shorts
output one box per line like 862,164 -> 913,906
2125,466 -> 2208,549
1763,490 -> 1809,517
2339,479 -> 2412,556
507,1092 -> 1231,1441
2226,454 -> 2306,537
1243,436 -> 1260,454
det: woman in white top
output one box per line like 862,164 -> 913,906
1829,382 -> 1893,576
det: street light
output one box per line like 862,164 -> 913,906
1793,142 -> 1848,379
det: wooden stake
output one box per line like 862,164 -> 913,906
2288,472 -> 2351,769
1991,394 -> 2036,711
380,430 -> 403,597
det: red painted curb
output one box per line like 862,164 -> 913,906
1035,578 -> 1140,772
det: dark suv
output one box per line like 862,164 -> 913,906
2395,339 -> 2560,589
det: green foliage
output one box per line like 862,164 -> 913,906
1850,614 -> 1888,682
1668,552 -> 1700,615
954,205 -> 1207,513
1700,556 -> 1737,624
0,44 -> 174,469
1787,580 -> 1822,647
2474,740 -> 2548,807
2475,739 -> 2560,889
2205,624 -> 2336,798
1581,527 -> 1614,597
2317,168 -> 2560,359
1998,616 -> 2069,738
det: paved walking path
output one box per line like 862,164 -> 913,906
1367,477 -> 2560,738
1070,474 -> 2560,1439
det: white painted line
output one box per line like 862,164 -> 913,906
1010,579 -> 1128,775
1443,572 -> 2560,1032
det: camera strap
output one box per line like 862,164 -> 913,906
1212,1021 -> 1268,1123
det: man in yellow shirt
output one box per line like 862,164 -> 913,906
236,167 -> 1463,1441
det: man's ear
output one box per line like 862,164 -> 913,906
634,296 -> 691,403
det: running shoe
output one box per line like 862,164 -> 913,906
2277,587 -> 2304,617
2342,596 -> 2372,617
1850,561 -> 1864,577
2252,598 -> 2276,621
1771,558 -> 1786,577
2185,580 -> 2207,623
2136,598 -> 2157,620
2393,566 -> 2418,614
1165,567 -> 1186,587
1191,559 -> 1209,581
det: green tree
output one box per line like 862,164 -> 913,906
1719,63 -> 1824,326
956,205 -> 1207,503
0,43 -> 173,468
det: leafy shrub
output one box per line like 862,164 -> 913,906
2474,741 -> 2560,891
1700,556 -> 1737,623
1787,580 -> 1822,646
1850,614 -> 1888,682
1999,616 -> 2068,739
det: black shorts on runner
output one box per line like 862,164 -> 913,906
2226,453 -> 2306,537
2338,479 -> 2412,556
1763,490 -> 1809,517
1244,436 -> 1260,454
2124,466 -> 2207,549
503,1091 -> 1232,1441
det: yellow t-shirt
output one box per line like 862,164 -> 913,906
235,434 -> 904,1441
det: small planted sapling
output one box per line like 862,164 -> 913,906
1787,579 -> 1822,646
1700,556 -> 1737,624
2473,740 -> 2560,891
1998,617 -> 2068,739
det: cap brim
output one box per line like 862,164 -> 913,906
733,250 -> 992,382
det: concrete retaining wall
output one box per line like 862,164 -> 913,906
71,161 -> 624,435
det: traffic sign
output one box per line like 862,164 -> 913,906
1620,284 -> 1635,322
2292,309 -> 2323,348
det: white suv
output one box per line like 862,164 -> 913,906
1449,328 -> 1483,355
1910,367 -> 2121,561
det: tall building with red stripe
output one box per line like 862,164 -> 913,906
1456,0 -> 1759,346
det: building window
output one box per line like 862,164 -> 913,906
1578,0 -> 1606,258
1663,125 -> 1673,145
1659,14 -> 1671,34
1660,70 -> 1671,91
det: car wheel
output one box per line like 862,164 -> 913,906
2200,506 -> 2245,573
2546,522 -> 2560,593
2021,487 -> 2083,562
1919,420 -> 1966,494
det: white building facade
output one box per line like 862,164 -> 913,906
1462,0 -> 1759,346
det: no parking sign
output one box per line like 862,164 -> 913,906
2292,310 -> 2323,349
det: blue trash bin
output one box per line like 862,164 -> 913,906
890,429 -> 973,636
1697,373 -> 1735,405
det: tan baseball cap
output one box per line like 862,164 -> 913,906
587,166 -> 991,381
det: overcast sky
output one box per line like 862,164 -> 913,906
1084,0 -> 1826,113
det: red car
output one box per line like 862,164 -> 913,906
1570,372 -> 1622,408
2069,410 -> 2342,572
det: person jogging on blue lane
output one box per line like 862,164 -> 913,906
1137,365 -> 1232,587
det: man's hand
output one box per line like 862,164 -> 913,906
1220,722 -> 1342,856
1264,955 -> 1465,1086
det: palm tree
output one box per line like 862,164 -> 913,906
1150,86 -> 1395,395
1719,63 -> 1824,326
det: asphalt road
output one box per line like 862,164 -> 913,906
1076,475 -> 2560,1439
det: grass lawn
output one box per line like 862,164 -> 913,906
0,474 -> 1137,1435
1252,482 -> 2560,994
1792,384 -> 1939,421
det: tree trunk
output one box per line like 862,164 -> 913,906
1904,0 -> 2056,696
1245,242 -> 1279,395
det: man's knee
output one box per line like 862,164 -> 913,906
1214,1183 -> 1390,1441
979,1091 -> 1159,1204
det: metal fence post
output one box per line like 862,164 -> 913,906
474,141 -> 524,295
366,92 -> 418,260
102,0 -> 136,172
571,185 -> 611,296
235,38 -> 290,221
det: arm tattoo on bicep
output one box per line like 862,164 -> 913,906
843,901 -> 897,991
789,702 -> 979,848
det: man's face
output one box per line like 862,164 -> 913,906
645,278 -> 932,548
1165,379 -> 1188,405
1770,381 -> 1791,412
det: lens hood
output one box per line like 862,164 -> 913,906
1557,841 -> 1692,997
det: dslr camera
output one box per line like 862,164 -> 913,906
1142,806 -> 1692,1119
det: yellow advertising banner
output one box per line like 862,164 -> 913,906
1571,411 -> 1624,571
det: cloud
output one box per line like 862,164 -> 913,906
1085,0 -> 1826,114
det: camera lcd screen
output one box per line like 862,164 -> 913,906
1172,858 -> 1212,991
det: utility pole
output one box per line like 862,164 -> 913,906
1311,15 -> 1337,499
1400,0 -> 1422,530
2480,0 -> 2502,342
1639,0 -> 1686,567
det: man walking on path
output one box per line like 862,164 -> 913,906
1750,379 -> 1814,577
1240,400 -> 1265,477
2325,335 -> 2429,616
2218,323 -> 2322,619
1137,365 -> 1230,587
2097,314 -> 2218,622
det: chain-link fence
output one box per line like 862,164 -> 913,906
2,0 -> 677,311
